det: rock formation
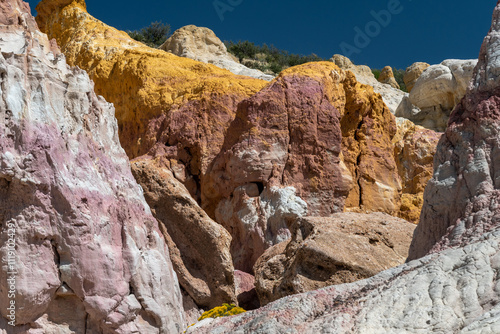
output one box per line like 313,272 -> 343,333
254,213 -> 415,306
396,59 -> 478,131
331,54 -> 406,113
393,118 -> 441,223
160,25 -> 274,81
36,0 -> 267,202
378,65 -> 400,89
234,270 -> 259,310
0,0 -> 184,332
187,2 -> 500,332
404,61 -> 430,93
130,156 -> 236,310
203,62 -> 402,269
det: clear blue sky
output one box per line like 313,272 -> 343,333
27,0 -> 495,70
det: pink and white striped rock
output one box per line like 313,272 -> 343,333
0,1 -> 184,332
188,2 -> 500,332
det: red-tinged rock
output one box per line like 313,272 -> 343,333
0,1 -> 184,332
203,62 -> 401,270
234,270 -> 259,310
130,156 -> 236,310
188,3 -> 500,333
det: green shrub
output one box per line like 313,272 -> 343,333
127,21 -> 171,48
225,40 -> 324,75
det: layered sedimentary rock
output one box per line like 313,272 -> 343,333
0,1 -> 184,332
187,2 -> 500,333
331,54 -> 406,113
393,118 -> 441,223
396,59 -> 478,131
203,62 -> 401,269
130,156 -> 236,309
36,0 -> 267,202
404,61 -> 430,93
254,213 -> 415,306
378,65 -> 400,89
160,25 -> 274,81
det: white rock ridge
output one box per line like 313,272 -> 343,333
396,59 -> 478,131
0,1 -> 184,332
160,25 -> 275,81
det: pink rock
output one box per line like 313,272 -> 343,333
0,1 -> 184,332
234,270 -> 259,310
187,2 -> 500,332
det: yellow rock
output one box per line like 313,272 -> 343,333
36,0 -> 267,163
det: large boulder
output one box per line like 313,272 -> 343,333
331,54 -> 407,113
203,62 -> 402,269
0,0 -> 184,332
378,65 -> 400,89
403,61 -> 430,93
130,156 -> 236,309
188,2 -> 500,333
396,59 -> 478,131
36,0 -> 267,203
254,213 -> 415,306
160,25 -> 274,81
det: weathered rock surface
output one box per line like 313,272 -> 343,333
160,25 -> 274,81
396,59 -> 478,131
254,213 -> 415,306
404,61 -> 430,93
393,118 -> 441,223
234,270 -> 259,310
187,3 -> 500,333
36,0 -> 267,202
0,0 -> 184,332
130,156 -> 236,309
203,62 -> 402,269
215,186 -> 307,273
378,66 -> 400,89
331,54 -> 407,113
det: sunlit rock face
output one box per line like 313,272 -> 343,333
188,2 -> 500,333
0,0 -> 184,332
35,0 -> 267,203
160,24 -> 275,81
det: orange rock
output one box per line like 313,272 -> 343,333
36,0 -> 266,201
393,118 -> 441,223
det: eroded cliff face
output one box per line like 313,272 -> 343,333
188,2 -> 500,333
0,0 -> 184,333
409,1 -> 500,260
35,0 -> 267,202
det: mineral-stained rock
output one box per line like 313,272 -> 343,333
254,213 -> 415,306
234,270 -> 259,310
396,59 -> 478,131
0,0 -> 184,332
403,61 -> 430,93
331,54 -> 407,113
393,118 -> 441,223
203,62 -> 401,268
186,3 -> 500,333
215,186 -> 307,273
160,25 -> 274,81
378,66 -> 400,89
36,0 -> 267,202
130,156 -> 236,309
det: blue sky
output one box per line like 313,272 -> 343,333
28,0 -> 494,70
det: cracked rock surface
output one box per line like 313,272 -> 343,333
0,1 -> 184,332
